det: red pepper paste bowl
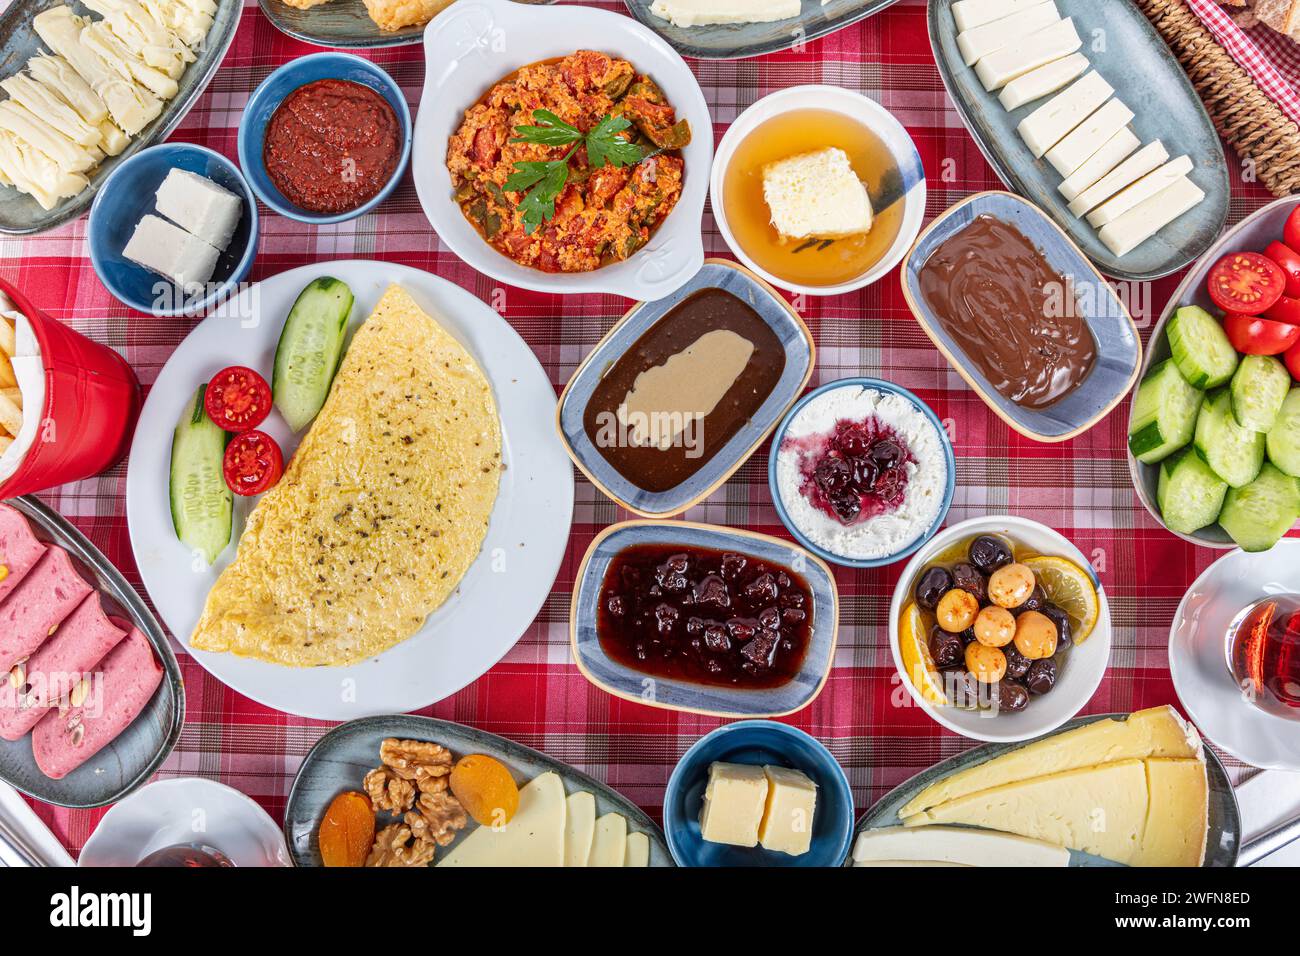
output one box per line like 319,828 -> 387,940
237,52 -> 413,225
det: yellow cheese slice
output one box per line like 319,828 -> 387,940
437,771 -> 566,867
563,791 -> 595,867
905,760 -> 1150,864
1135,757 -> 1208,867
624,831 -> 650,867
899,706 -> 1201,818
588,813 -> 628,867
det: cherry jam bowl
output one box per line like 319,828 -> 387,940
766,378 -> 955,569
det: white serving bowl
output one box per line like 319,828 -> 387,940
411,0 -> 713,300
887,515 -> 1112,743
709,84 -> 927,298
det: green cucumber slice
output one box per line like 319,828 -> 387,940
1230,354 -> 1291,432
1194,388 -> 1266,488
169,384 -> 232,566
273,277 -> 354,432
1166,305 -> 1239,389
1128,359 -> 1203,464
1157,447 -> 1229,535
1218,462 -> 1300,552
1266,388 -> 1300,478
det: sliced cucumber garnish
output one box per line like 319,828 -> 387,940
1129,359 -> 1203,464
1230,353 -> 1291,432
1194,387 -> 1265,488
1158,447 -> 1229,535
1166,305 -> 1239,389
170,384 -> 232,566
1218,462 -> 1300,552
273,277 -> 354,432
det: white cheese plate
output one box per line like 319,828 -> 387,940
124,261 -> 575,721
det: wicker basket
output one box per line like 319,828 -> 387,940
1138,0 -> 1300,196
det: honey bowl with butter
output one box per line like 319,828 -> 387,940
710,85 -> 927,296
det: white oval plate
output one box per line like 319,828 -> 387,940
125,261 -> 574,720
79,778 -> 289,867
411,0 -> 713,301
1169,540 -> 1300,771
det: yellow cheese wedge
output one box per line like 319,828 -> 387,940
899,706 -> 1201,818
905,759 -> 1150,864
1135,757 -> 1208,867
624,831 -> 650,867
588,813 -> 628,867
563,791 -> 596,867
437,771 -> 566,867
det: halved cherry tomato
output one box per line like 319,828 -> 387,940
1223,312 -> 1300,355
1265,241 -> 1300,298
1286,340 -> 1300,382
1285,206 -> 1300,254
223,430 -> 283,496
205,366 -> 272,433
1206,252 -> 1286,315
1264,294 -> 1300,327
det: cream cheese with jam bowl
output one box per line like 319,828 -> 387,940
768,379 -> 955,567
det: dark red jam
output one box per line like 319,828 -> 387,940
782,417 -> 915,525
596,544 -> 814,689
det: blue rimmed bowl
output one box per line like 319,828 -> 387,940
570,520 -> 838,718
902,191 -> 1143,443
87,144 -> 258,318
237,52 -> 412,225
767,377 -> 956,569
664,720 -> 854,867
556,260 -> 815,518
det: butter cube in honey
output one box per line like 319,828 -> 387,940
760,147 -> 873,241
699,761 -> 768,848
758,765 -> 818,856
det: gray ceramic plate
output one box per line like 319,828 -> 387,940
284,714 -> 673,866
902,191 -> 1142,442
571,520 -> 838,718
849,712 -> 1242,867
927,0 -> 1228,281
1127,195 -> 1300,549
259,0 -> 554,49
0,497 -> 184,809
557,260 -> 814,518
0,0 -> 242,236
624,0 -> 898,59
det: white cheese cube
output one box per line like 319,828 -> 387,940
1098,175 -> 1205,257
1057,127 -> 1140,202
975,18 -> 1081,91
649,0 -> 801,27
1044,97 -> 1134,176
1017,71 -> 1112,158
957,2 -> 1059,65
1086,154 -> 1194,227
952,0 -> 1045,31
699,762 -> 768,848
761,147 -> 873,241
758,765 -> 818,857
998,52 -> 1089,110
122,213 -> 219,293
155,168 -> 244,251
1069,140 -> 1169,217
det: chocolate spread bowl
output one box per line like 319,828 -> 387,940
901,192 -> 1143,444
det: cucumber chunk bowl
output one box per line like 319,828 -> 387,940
1127,197 -> 1300,551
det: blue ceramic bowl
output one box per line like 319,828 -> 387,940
664,720 -> 855,867
571,520 -> 838,718
237,52 -> 411,224
902,192 -> 1143,442
87,143 -> 258,317
767,377 -> 956,569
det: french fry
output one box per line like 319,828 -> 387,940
0,387 -> 17,409
0,435 -> 11,456
0,352 -> 14,389
0,317 -> 13,357
0,390 -> 20,436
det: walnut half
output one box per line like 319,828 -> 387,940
365,823 -> 435,868
405,778 -> 469,847
380,738 -> 453,782
364,767 -> 416,813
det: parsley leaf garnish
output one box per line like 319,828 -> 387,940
505,109 -> 648,234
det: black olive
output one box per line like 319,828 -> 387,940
1014,584 -> 1048,614
968,535 -> 1014,574
914,566 -> 953,611
950,563 -> 988,603
994,680 -> 1030,712
1025,658 -> 1058,695
928,625 -> 964,668
1040,604 -> 1073,648
1003,641 -> 1031,679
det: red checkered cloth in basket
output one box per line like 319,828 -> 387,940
4,0 -> 1283,857
1187,0 -> 1300,125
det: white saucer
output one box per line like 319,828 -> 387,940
78,778 -> 289,867
1169,541 -> 1300,771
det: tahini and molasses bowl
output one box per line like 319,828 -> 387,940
570,520 -> 838,719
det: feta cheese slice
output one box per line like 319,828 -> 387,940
957,2 -> 1059,65
155,168 -> 244,251
123,214 -> 220,293
952,0 -> 1045,31
1017,70 -> 1112,158
649,0 -> 801,27
1044,97 -> 1134,176
761,147 -> 873,241
998,51 -> 1089,110
1098,175 -> 1204,258
1086,154 -> 1194,227
1068,140 -> 1168,216
975,18 -> 1081,91
1057,127 -> 1139,202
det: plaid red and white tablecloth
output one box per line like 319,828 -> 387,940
5,0 -> 1288,857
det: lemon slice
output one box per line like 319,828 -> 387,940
898,601 -> 948,707
1023,555 -> 1100,643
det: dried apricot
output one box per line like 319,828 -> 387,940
318,790 -> 375,867
449,754 -> 519,827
